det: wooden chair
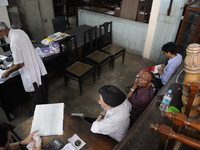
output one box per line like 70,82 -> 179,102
0,39 -> 10,52
59,35 -> 96,95
52,15 -> 71,32
83,26 -> 112,79
99,21 -> 125,69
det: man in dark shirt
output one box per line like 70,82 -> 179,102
127,71 -> 155,125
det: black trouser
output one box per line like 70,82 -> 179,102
29,76 -> 48,105
84,117 -> 96,124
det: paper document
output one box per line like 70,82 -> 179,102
48,32 -> 70,41
61,143 -> 76,150
136,64 -> 161,77
0,0 -> 8,6
30,103 -> 65,136
0,69 -> 19,84
0,55 -> 7,60
61,134 -> 86,150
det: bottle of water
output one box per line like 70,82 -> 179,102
159,89 -> 173,116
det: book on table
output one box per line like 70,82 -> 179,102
48,32 -> 70,41
41,38 -> 52,46
30,103 -> 64,136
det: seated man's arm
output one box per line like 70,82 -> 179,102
8,130 -> 40,150
127,78 -> 138,99
160,67 -> 176,85
91,115 -> 120,135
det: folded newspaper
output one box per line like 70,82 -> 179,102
48,32 -> 70,41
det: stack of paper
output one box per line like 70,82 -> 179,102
41,38 -> 52,46
48,32 -> 70,41
0,69 -> 19,84
30,103 -> 64,136
0,55 -> 7,60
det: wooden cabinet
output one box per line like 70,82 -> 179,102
176,2 -> 200,58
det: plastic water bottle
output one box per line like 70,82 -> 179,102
159,89 -> 173,116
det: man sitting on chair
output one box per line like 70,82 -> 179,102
127,71 -> 155,125
0,123 -> 41,150
157,42 -> 183,88
86,85 -> 132,142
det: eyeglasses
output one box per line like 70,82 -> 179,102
138,75 -> 150,82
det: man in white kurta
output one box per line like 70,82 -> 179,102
0,22 -> 48,106
89,85 -> 132,142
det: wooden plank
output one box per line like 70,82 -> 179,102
120,0 -> 139,21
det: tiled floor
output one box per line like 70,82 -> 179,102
0,51 -> 157,127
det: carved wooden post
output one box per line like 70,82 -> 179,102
182,43 -> 200,119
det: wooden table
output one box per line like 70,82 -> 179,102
14,108 -> 118,150
0,25 -> 100,121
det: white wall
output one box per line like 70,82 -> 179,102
78,0 -> 185,63
0,6 -> 10,54
149,0 -> 185,63
78,9 -> 148,55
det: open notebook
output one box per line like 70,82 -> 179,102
30,103 -> 64,136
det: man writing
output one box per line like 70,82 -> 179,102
0,123 -> 41,150
158,42 -> 183,87
127,71 -> 155,125
0,22 -> 48,116
88,85 -> 132,142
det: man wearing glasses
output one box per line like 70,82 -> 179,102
127,71 -> 155,125
157,42 -> 183,88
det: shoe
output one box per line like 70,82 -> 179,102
26,111 -> 34,117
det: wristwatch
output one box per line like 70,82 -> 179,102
130,88 -> 134,92
98,114 -> 104,118
19,141 -> 22,147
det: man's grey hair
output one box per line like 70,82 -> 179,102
0,22 -> 8,30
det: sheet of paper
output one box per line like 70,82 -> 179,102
68,134 -> 86,150
0,69 -> 6,78
0,55 -> 7,60
0,69 -> 11,83
30,103 -> 64,136
34,103 -> 64,119
61,143 -> 76,150
0,0 -> 8,6
154,65 -> 162,73
30,118 -> 63,136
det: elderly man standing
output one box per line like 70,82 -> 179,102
88,85 -> 131,142
127,71 -> 155,125
0,22 -> 48,116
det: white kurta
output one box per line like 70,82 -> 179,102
8,29 -> 47,92
91,99 -> 132,142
